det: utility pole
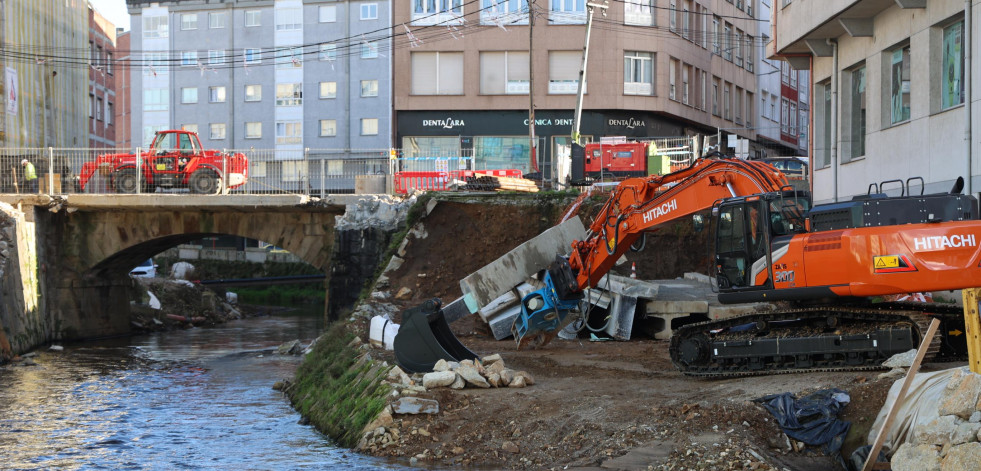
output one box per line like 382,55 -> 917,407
528,0 -> 536,183
571,1 -> 607,146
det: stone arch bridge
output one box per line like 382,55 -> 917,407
0,194 -> 368,352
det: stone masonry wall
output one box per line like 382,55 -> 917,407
0,203 -> 47,358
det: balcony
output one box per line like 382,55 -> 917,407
773,0 -> 918,57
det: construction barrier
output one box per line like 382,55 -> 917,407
394,169 -> 523,195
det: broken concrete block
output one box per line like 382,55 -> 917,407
422,371 -> 457,389
392,397 -> 439,415
939,370 -> 981,420
891,443 -> 941,471
941,442 -> 981,471
912,416 -> 961,446
883,349 -> 917,368
457,365 -> 490,388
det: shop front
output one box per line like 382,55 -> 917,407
396,110 -> 684,179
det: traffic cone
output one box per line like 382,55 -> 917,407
630,262 -> 637,279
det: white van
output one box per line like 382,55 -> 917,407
130,258 -> 157,278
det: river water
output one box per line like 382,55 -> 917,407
0,309 -> 409,470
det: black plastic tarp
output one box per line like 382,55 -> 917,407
756,388 -> 852,469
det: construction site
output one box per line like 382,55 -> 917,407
279,153 -> 981,471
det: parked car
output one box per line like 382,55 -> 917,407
760,157 -> 809,180
130,258 -> 157,278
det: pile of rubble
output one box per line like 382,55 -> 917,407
891,368 -> 981,471
421,355 -> 535,389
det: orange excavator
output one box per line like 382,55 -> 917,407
397,153 -> 978,376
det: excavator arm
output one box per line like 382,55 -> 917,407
513,156 -> 792,347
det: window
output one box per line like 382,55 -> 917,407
276,47 -> 303,68
143,89 -> 167,111
480,51 -> 530,94
362,118 -> 379,135
712,78 -> 720,116
244,48 -> 262,64
361,80 -> 379,97
276,8 -> 302,30
181,87 -> 198,104
669,0 -> 677,32
143,16 -> 168,38
745,92 -> 753,128
549,0 -> 586,25
320,119 -> 337,137
712,17 -> 720,55
682,4 -> 690,39
624,51 -> 653,95
208,50 -> 225,66
734,30 -> 743,67
181,51 -> 197,67
411,52 -> 464,95
320,81 -> 337,98
474,136 -> 533,173
106,52 -> 113,75
781,98 -> 789,133
361,42 -> 379,59
413,0 -> 464,25
790,69 -> 798,89
210,12 -> 227,29
771,93 -> 777,119
276,121 -> 302,144
245,10 -> 261,27
700,71 -> 707,110
789,102 -> 797,137
724,83 -> 731,120
210,123 -> 226,140
942,21 -> 965,110
182,124 -> 198,135
143,53 -> 168,75
548,51 -> 582,94
762,93 -> 768,119
107,102 -> 113,125
723,24 -> 732,61
481,0 -> 530,25
734,88 -> 742,124
319,44 -> 337,62
799,77 -> 809,104
890,45 -> 911,124
96,97 -> 103,121
320,5 -> 336,22
276,83 -> 302,106
850,66 -> 866,158
143,125 -> 167,147
799,108 -> 808,146
246,122 -> 262,139
361,3 -> 378,20
781,62 -> 790,84
682,65 -> 690,105
624,0 -> 653,26
210,86 -> 226,103
245,85 -> 261,102
181,13 -> 198,30
669,59 -> 677,100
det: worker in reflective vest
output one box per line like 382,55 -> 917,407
21,159 -> 37,193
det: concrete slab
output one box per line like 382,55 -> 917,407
460,216 -> 586,311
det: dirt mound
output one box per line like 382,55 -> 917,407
128,278 -> 262,332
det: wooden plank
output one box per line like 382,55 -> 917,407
861,318 -> 940,471
962,288 -> 981,374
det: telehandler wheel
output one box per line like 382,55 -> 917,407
112,169 -> 139,194
189,169 -> 222,194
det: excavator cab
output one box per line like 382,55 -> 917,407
715,191 -> 809,291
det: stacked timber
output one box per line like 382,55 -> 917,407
464,175 -> 539,193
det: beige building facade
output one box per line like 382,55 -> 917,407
773,0 -> 979,204
393,1 -> 760,178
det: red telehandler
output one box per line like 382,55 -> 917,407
396,153 -> 977,376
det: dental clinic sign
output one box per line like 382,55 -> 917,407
422,117 -> 466,130
607,118 -> 646,129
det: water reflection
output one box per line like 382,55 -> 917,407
0,308 -> 409,470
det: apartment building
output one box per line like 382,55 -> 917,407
89,5 -> 117,149
753,0 -> 807,158
128,0 -> 392,154
774,0 -> 978,203
393,0 -> 760,177
0,0 -> 88,148
114,30 -> 133,150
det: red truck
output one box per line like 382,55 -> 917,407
80,130 -> 249,194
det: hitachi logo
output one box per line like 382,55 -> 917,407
913,234 -> 977,250
642,200 -> 678,224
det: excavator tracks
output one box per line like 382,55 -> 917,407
668,304 -> 967,378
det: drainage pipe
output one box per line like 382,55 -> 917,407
827,38 -> 839,203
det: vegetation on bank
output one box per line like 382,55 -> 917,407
287,323 -> 391,448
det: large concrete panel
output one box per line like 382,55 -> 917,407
459,216 -> 586,312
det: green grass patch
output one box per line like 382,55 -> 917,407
289,323 -> 392,447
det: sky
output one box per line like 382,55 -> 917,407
90,0 -> 131,32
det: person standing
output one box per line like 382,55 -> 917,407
21,159 -> 38,193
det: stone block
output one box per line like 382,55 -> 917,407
941,442 -> 981,471
883,349 -> 917,368
457,365 -> 490,388
939,370 -> 981,420
913,416 -> 961,446
951,422 -> 981,446
392,397 -> 439,415
892,443 -> 941,471
422,371 -> 457,389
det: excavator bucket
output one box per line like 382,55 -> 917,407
394,298 -> 479,373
